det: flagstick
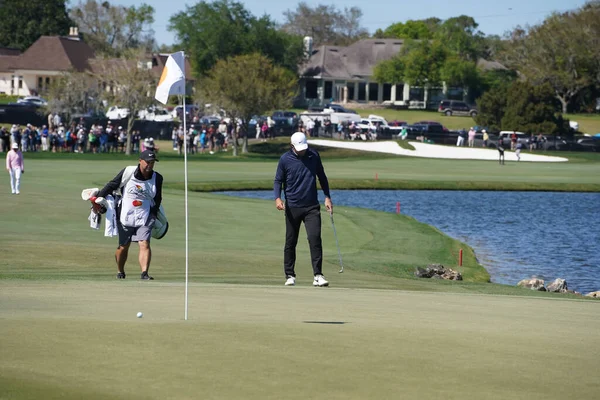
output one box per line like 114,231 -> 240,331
182,89 -> 189,321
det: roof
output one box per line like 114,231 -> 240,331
300,38 -> 507,80
0,55 -> 18,72
0,47 -> 21,56
476,59 -> 508,72
300,39 -> 405,80
11,36 -> 95,72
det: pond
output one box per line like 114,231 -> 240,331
220,190 -> 600,294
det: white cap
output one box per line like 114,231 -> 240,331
290,132 -> 308,151
12,142 -> 19,149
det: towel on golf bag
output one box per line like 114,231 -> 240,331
89,210 -> 101,229
104,195 -> 118,237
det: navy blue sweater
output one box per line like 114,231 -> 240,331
274,148 -> 331,208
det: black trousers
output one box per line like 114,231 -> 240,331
284,204 -> 322,278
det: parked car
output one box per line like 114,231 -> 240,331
389,120 -> 408,127
414,121 -> 448,132
71,111 -> 108,128
575,138 -> 600,152
498,131 -> 529,148
323,103 -> 357,114
106,106 -> 130,120
271,111 -> 298,126
171,105 -> 199,119
16,96 -> 47,107
472,132 -> 499,148
438,100 -> 478,117
138,106 -> 173,122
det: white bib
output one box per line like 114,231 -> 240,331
120,172 -> 157,227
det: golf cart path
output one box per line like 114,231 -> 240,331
308,139 -> 569,162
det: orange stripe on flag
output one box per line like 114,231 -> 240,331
158,66 -> 169,87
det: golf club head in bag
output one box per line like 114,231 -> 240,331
82,188 -> 107,215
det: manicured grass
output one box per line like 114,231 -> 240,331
2,152 -> 599,399
1,281 -> 599,400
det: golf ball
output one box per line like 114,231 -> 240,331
137,312 -> 143,318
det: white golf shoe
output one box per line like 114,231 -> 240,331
313,275 -> 329,287
285,276 -> 296,286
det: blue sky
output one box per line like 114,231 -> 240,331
106,0 -> 589,46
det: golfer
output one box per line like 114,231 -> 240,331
274,132 -> 332,287
6,142 -> 24,194
95,150 -> 163,280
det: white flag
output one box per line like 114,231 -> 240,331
154,51 -> 186,104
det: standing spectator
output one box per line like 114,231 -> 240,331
456,129 -> 466,146
515,141 -> 523,161
99,127 -> 108,153
273,132 -> 332,287
529,133 -> 537,151
132,130 -> 141,153
0,127 -> 10,152
510,131 -> 517,150
267,116 -> 275,138
41,125 -> 49,151
177,126 -> 184,154
6,142 -> 24,194
255,120 -> 262,139
47,112 -> 54,132
482,129 -> 489,147
468,127 -> 476,147
118,128 -> 127,153
537,133 -> 545,150
497,136 -> 505,165
172,126 -> 178,150
53,113 -> 61,128
306,118 -> 315,138
261,121 -> 268,141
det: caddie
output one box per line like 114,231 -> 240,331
94,150 -> 163,280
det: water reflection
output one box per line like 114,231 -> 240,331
221,190 -> 600,294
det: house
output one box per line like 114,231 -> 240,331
0,29 -> 193,97
296,38 -> 505,109
0,29 -> 95,96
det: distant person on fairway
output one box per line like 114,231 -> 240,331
6,142 -> 24,194
497,137 -> 505,165
95,150 -> 163,280
274,132 -> 332,287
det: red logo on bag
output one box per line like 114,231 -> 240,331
132,200 -> 143,207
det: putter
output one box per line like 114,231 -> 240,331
329,211 -> 344,273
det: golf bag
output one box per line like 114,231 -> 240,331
81,166 -> 169,240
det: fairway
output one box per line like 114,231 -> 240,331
2,153 -> 599,399
1,281 -> 599,399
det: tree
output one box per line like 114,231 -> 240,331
373,19 -> 440,40
199,53 -> 297,156
0,0 -> 72,50
500,4 -> 600,113
169,0 -> 303,76
46,71 -> 104,122
474,84 -> 508,132
373,16 -> 488,97
374,40 -> 446,87
434,16 -> 486,61
70,0 -> 155,56
281,2 -> 368,46
92,50 -> 157,154
501,81 -> 560,134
